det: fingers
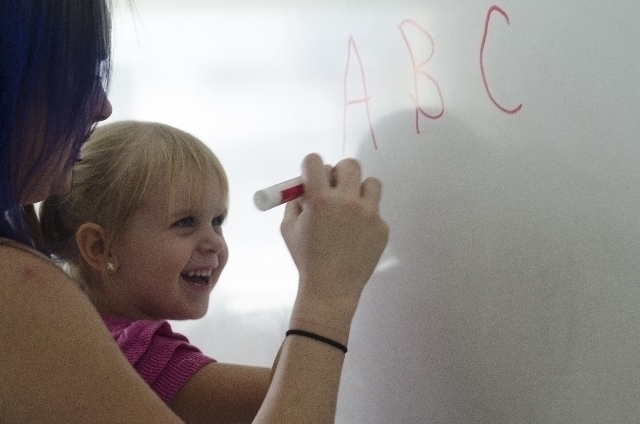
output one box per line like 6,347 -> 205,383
333,159 -> 381,209
301,154 -> 329,193
324,165 -> 334,187
361,177 -> 382,209
300,154 -> 381,206
332,158 -> 361,195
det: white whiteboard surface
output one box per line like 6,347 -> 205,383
111,1 -> 640,422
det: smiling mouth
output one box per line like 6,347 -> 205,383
181,272 -> 212,286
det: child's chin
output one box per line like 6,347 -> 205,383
51,169 -> 73,195
174,308 -> 209,321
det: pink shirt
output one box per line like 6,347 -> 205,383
102,315 -> 215,403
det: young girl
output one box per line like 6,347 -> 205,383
41,120 -> 271,423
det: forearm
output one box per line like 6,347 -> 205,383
255,154 -> 388,423
253,292 -> 354,423
253,334 -> 346,424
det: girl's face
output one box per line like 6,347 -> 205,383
104,171 -> 228,321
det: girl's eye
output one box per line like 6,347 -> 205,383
174,216 -> 196,227
212,215 -> 225,227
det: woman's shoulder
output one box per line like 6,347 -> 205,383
0,236 -> 49,259
0,237 -> 66,285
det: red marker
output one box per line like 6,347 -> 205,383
254,177 -> 304,211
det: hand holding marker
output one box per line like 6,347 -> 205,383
254,176 -> 304,211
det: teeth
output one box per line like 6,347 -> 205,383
185,269 -> 212,278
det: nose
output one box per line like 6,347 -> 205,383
98,97 -> 113,121
200,226 -> 226,254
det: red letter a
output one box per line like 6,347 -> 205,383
343,35 -> 377,155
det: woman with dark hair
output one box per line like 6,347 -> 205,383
0,1 -> 388,423
0,0 -> 112,244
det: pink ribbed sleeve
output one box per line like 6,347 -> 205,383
102,315 -> 215,403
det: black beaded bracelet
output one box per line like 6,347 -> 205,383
285,329 -> 348,354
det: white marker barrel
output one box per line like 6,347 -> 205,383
254,176 -> 304,211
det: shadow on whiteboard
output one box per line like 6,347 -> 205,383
336,109 -> 640,423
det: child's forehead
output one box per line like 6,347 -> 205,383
144,170 -> 226,209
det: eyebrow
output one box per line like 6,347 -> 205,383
169,208 -> 196,219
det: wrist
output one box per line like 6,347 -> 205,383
289,292 -> 356,347
285,329 -> 348,354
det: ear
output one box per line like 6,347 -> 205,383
75,223 -> 115,273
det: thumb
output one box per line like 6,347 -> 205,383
280,198 -> 302,235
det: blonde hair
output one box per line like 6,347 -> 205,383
40,120 -> 228,290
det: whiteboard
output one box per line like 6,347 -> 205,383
111,1 -> 640,422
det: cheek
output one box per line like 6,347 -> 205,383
51,167 -> 73,195
155,247 -> 187,273
117,236 -> 173,276
21,155 -> 72,202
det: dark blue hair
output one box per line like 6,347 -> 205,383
0,0 -> 112,246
